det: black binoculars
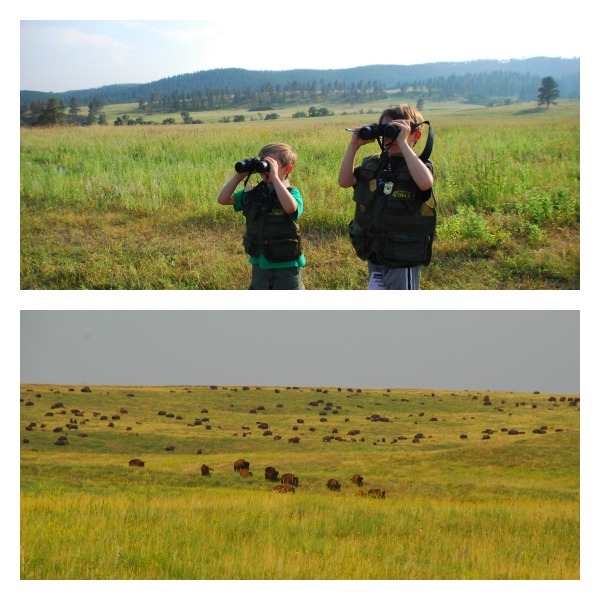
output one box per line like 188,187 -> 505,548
357,122 -> 420,141
234,157 -> 270,173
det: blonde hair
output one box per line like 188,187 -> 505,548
259,143 -> 297,168
379,104 -> 425,131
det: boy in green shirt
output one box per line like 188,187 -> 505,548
218,142 -> 305,290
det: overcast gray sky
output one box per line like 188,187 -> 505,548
20,311 -> 579,394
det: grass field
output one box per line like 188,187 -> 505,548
20,100 -> 580,289
20,383 -> 580,579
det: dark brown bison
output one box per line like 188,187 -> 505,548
327,478 -> 341,491
239,468 -> 253,477
129,459 -> 145,467
264,466 -> 279,482
200,464 -> 213,476
281,473 -> 299,487
367,488 -> 386,499
234,458 -> 250,472
288,436 -> 300,443
273,484 -> 295,494
351,474 -> 364,486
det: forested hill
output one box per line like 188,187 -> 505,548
20,57 -> 579,107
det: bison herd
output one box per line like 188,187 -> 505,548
127,456 -> 385,498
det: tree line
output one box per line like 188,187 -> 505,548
20,75 -> 564,127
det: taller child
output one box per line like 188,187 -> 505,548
338,104 -> 435,290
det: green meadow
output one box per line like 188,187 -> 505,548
20,100 -> 580,289
20,384 -> 580,579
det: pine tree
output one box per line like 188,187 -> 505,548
37,97 -> 66,126
537,76 -> 559,108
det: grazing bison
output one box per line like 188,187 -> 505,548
239,468 -> 253,477
129,459 -> 145,467
327,478 -> 341,491
273,484 -> 295,494
367,488 -> 386,499
200,464 -> 213,476
351,474 -> 364,486
281,473 -> 299,487
234,458 -> 250,472
264,466 -> 279,482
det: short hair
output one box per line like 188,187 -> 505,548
259,143 -> 297,167
379,104 -> 424,131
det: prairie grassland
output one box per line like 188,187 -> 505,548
20,384 -> 580,579
20,101 -> 579,289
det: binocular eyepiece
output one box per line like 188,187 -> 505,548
357,122 -> 421,141
235,157 -> 270,174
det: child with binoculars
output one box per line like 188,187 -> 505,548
217,142 -> 306,290
339,104 -> 435,290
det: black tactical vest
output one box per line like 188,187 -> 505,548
241,182 -> 303,262
348,154 -> 436,268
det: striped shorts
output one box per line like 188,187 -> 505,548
367,261 -> 422,290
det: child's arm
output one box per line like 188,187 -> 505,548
400,144 -> 434,191
264,157 -> 298,215
338,131 -> 371,188
217,173 -> 246,206
395,121 -> 434,191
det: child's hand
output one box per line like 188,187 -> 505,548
263,156 -> 281,182
389,119 -> 411,144
349,129 -> 373,147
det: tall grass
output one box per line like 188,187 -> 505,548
21,489 -> 579,580
20,101 -> 580,289
20,384 -> 580,579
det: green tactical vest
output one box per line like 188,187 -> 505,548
241,182 -> 303,262
348,154 -> 436,268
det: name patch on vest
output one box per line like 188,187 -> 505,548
392,189 -> 412,199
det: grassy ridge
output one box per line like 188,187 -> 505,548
20,101 -> 580,289
20,384 -> 580,579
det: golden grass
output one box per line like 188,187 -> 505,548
20,383 -> 579,579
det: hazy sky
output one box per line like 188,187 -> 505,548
20,311 -> 579,394
19,4 -> 582,93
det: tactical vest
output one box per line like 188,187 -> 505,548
348,154 -> 436,268
241,182 -> 303,263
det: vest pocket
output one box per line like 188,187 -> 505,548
376,231 -> 431,267
265,238 -> 301,262
242,233 -> 261,258
348,220 -> 370,260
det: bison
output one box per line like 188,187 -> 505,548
351,474 -> 364,486
281,473 -> 299,487
367,488 -> 386,499
327,478 -> 341,491
264,466 -> 279,482
200,464 -> 213,476
273,484 -> 295,494
129,459 -> 145,467
239,468 -> 253,477
233,458 -> 250,472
